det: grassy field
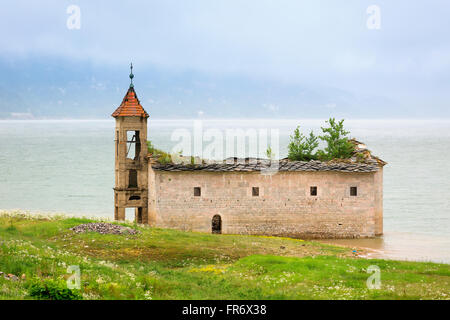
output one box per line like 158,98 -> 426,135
0,211 -> 449,300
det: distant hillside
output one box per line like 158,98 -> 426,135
0,58 -> 418,120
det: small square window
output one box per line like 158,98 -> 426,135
252,187 -> 259,196
310,186 -> 317,196
350,186 -> 357,196
194,187 -> 201,197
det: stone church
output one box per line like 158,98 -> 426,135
112,69 -> 386,239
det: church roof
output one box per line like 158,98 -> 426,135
148,139 -> 386,173
150,158 -> 381,173
111,86 -> 149,118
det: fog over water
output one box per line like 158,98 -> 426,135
0,119 -> 449,263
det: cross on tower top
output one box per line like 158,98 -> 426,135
129,62 -> 134,88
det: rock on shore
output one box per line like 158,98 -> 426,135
0,271 -> 20,281
70,223 -> 139,235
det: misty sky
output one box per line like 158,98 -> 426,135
0,0 -> 449,118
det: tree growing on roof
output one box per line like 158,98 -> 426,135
317,118 -> 355,160
266,145 -> 275,160
287,126 -> 319,161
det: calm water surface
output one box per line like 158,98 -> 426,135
0,119 -> 449,263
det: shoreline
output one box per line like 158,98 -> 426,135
318,232 -> 450,265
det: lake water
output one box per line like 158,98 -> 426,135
0,119 -> 449,263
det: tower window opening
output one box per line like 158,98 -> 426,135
126,131 -> 141,160
129,195 -> 140,200
350,186 -> 358,196
194,187 -> 201,196
252,187 -> 259,196
128,169 -> 138,188
310,186 -> 317,196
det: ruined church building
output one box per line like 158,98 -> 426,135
112,69 -> 385,239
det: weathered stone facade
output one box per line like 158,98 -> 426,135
112,84 -> 149,224
147,165 -> 384,239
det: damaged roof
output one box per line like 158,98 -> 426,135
149,139 -> 386,173
150,158 -> 380,173
348,138 -> 387,167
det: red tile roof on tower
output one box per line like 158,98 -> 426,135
111,86 -> 149,118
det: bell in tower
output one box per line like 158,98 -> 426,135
111,63 -> 149,224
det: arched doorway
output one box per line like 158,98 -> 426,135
212,215 -> 222,234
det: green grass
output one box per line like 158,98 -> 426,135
0,211 -> 448,300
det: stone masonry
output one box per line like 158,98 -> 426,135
148,166 -> 384,239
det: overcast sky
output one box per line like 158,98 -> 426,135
0,0 -> 449,118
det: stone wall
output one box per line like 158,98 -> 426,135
373,168 -> 383,236
148,167 -> 383,239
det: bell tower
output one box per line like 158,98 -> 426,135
112,63 -> 149,223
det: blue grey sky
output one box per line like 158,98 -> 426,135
0,0 -> 449,118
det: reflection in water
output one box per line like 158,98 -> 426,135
319,232 -> 450,264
